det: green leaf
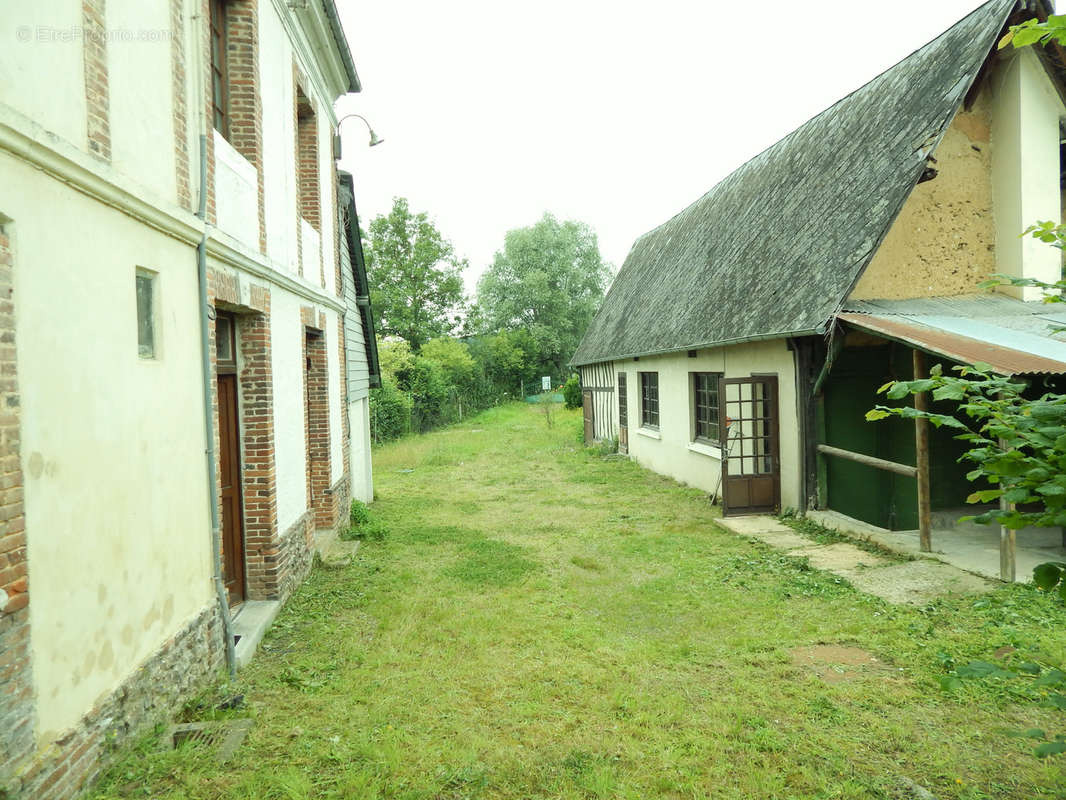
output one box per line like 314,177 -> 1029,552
886,383 -> 913,400
1002,487 -> 1030,503
1033,563 -> 1063,591
1044,694 -> 1066,711
932,384 -> 966,402
1024,728 -> 1047,739
1013,27 -> 1048,47
1034,669 -> 1066,688
966,489 -> 1002,504
1035,740 -> 1066,758
865,409 -> 892,422
1019,662 -> 1042,675
956,661 -> 998,678
939,675 -> 963,692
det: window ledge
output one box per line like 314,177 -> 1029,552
687,441 -> 722,460
636,427 -> 661,440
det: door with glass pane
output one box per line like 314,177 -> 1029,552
720,376 -> 780,516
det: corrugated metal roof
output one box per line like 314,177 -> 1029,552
838,312 -> 1066,375
843,293 -> 1042,317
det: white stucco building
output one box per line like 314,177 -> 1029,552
0,1 -> 378,797
575,0 -> 1066,579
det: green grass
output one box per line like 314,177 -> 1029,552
91,403 -> 1066,799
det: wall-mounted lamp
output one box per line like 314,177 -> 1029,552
335,113 -> 384,159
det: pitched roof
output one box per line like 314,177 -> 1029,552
571,0 -> 1016,367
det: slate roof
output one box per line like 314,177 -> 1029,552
571,0 -> 1017,367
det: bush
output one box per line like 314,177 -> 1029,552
369,378 -> 412,444
341,499 -> 388,542
562,374 -> 582,409
350,500 -> 371,526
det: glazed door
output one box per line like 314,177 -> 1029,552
617,373 -> 628,454
721,376 -> 780,516
217,373 -> 246,605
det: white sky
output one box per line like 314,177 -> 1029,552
335,1 -> 994,295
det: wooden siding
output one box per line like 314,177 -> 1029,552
579,362 -> 616,441
340,208 -> 370,401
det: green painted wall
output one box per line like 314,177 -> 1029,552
821,344 -> 972,530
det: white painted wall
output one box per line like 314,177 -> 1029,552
301,217 -> 321,281
0,0 -> 88,150
259,0 -> 299,274
348,397 -> 373,502
107,0 -> 176,203
4,152 -> 213,744
991,49 -> 1065,301
326,310 -> 343,483
270,289 -> 307,532
614,338 -> 802,511
214,130 -> 260,249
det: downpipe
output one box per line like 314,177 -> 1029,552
196,131 -> 237,679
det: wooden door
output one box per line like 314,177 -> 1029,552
721,376 -> 780,516
217,373 -> 246,605
582,390 -> 594,443
617,373 -> 628,454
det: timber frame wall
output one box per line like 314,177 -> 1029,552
579,362 -> 617,442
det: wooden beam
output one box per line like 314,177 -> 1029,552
913,350 -> 933,553
816,444 -> 918,478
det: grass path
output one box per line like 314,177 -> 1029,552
95,404 -> 1066,799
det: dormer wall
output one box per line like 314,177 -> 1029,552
989,47 -> 1065,300
848,95 -> 997,300
849,46 -> 1065,304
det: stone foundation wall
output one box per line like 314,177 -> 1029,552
9,604 -> 223,800
276,511 -> 314,602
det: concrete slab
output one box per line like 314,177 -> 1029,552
788,543 -> 892,575
715,515 -> 796,536
845,560 -> 994,605
807,509 -> 1066,583
231,600 -> 281,669
314,527 -> 360,568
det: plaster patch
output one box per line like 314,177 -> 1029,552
850,101 -> 996,301
27,450 -> 43,479
98,641 -> 114,671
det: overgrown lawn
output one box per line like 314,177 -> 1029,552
92,404 -> 1065,799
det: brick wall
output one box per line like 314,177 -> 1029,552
237,305 -> 281,599
224,0 -> 266,252
293,65 -> 322,284
304,323 -> 332,529
170,0 -> 191,210
82,0 -> 110,160
0,220 -> 34,796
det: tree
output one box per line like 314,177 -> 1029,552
998,13 -> 1066,49
364,197 -> 467,352
475,213 -> 611,379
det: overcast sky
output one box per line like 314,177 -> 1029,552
335,0 -> 994,295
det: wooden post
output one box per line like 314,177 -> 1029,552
913,350 -> 932,553
999,429 -> 1016,582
